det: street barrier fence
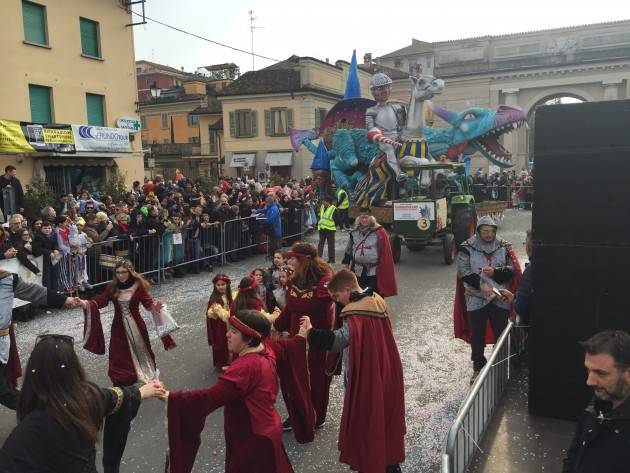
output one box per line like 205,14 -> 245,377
83,211 -> 305,289
441,321 -> 527,473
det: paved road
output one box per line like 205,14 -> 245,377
0,209 -> 531,472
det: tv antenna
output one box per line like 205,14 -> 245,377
248,10 -> 264,71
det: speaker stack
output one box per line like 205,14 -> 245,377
529,99 -> 630,420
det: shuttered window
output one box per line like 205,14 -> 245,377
29,84 -> 52,123
264,108 -> 293,136
22,1 -> 47,46
80,17 -> 100,58
86,93 -> 105,126
229,110 -> 257,138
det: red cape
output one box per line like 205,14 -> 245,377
166,346 -> 295,473
338,299 -> 406,473
453,244 -> 523,344
4,324 -> 21,388
375,226 -> 398,297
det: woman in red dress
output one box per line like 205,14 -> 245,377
164,310 -> 295,473
205,274 -> 233,371
82,259 -> 176,387
274,242 -> 334,431
231,276 -> 279,323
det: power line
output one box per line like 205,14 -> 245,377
128,9 -> 281,63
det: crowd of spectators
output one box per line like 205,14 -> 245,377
0,171 -> 318,308
470,168 -> 534,208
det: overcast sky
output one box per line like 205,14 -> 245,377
132,0 -> 629,73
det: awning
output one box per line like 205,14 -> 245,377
230,153 -> 255,168
265,152 -> 293,166
39,158 -> 115,167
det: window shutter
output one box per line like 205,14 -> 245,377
23,1 -> 47,45
314,108 -> 320,130
29,84 -> 51,123
287,108 -> 294,130
264,110 -> 272,136
250,110 -> 258,137
86,93 -> 105,126
80,18 -> 100,57
229,112 -> 236,137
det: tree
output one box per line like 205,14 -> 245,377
24,176 -> 55,220
101,172 -> 128,203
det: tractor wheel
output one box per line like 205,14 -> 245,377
390,234 -> 402,264
406,243 -> 426,252
443,233 -> 457,265
452,204 -> 477,246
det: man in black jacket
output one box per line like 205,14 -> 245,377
563,330 -> 630,472
0,166 -> 24,217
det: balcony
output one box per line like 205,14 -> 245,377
150,143 -> 218,159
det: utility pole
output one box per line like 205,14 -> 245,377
248,10 -> 263,71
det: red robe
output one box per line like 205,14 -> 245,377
82,284 -> 176,386
338,294 -> 406,473
274,276 -> 334,429
375,226 -> 398,298
205,296 -> 230,369
166,347 -> 294,473
4,324 -> 21,388
453,244 -> 523,343
231,297 -> 317,443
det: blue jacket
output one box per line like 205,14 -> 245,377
256,203 -> 282,237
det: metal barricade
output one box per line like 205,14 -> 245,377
280,207 -> 305,243
441,322 -> 526,473
222,216 -> 259,264
161,222 -> 222,276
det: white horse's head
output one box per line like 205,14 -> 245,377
409,75 -> 444,101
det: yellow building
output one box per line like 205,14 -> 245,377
0,0 -> 143,195
218,56 -> 399,180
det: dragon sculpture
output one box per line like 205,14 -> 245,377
293,103 -> 527,198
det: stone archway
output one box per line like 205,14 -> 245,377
525,92 -> 589,167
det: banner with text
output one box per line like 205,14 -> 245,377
71,125 -> 131,153
0,120 -> 75,154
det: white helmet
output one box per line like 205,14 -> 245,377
370,73 -> 392,89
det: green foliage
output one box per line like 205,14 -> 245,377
24,176 -> 55,220
101,172 -> 128,203
268,172 -> 286,187
195,175 -> 219,196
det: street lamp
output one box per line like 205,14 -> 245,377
150,82 -> 161,99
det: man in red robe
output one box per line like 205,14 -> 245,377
299,269 -> 406,473
164,310 -> 314,473
342,208 -> 397,297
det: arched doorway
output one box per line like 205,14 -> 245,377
526,94 -> 586,168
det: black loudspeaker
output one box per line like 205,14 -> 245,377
529,100 -> 630,420
533,100 -> 630,246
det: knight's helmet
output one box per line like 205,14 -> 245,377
369,73 -> 392,89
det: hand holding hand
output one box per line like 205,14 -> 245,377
64,297 -> 83,308
298,316 -> 312,339
139,380 -> 167,399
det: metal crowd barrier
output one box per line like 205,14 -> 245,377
441,321 -> 526,473
472,185 -> 534,208
81,210 -> 307,288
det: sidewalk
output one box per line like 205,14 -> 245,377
468,366 -> 576,472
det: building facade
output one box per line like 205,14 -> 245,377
218,55 -> 386,180
375,20 -> 630,171
0,0 -> 144,195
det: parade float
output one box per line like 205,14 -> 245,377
290,51 -> 527,263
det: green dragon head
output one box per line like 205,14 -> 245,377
428,104 -> 527,168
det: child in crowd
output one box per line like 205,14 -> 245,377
272,268 -> 290,311
251,267 -> 272,311
74,218 -> 93,291
231,276 -> 280,324
267,250 -> 287,289
34,221 -> 59,291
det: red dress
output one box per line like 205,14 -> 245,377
205,295 -> 230,368
82,283 -> 176,386
274,276 -> 334,428
166,348 -> 294,473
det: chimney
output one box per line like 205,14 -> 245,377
325,58 -> 329,63
363,53 -> 373,65
181,66 -> 184,72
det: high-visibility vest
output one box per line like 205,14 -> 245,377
318,204 -> 337,231
337,188 -> 349,209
